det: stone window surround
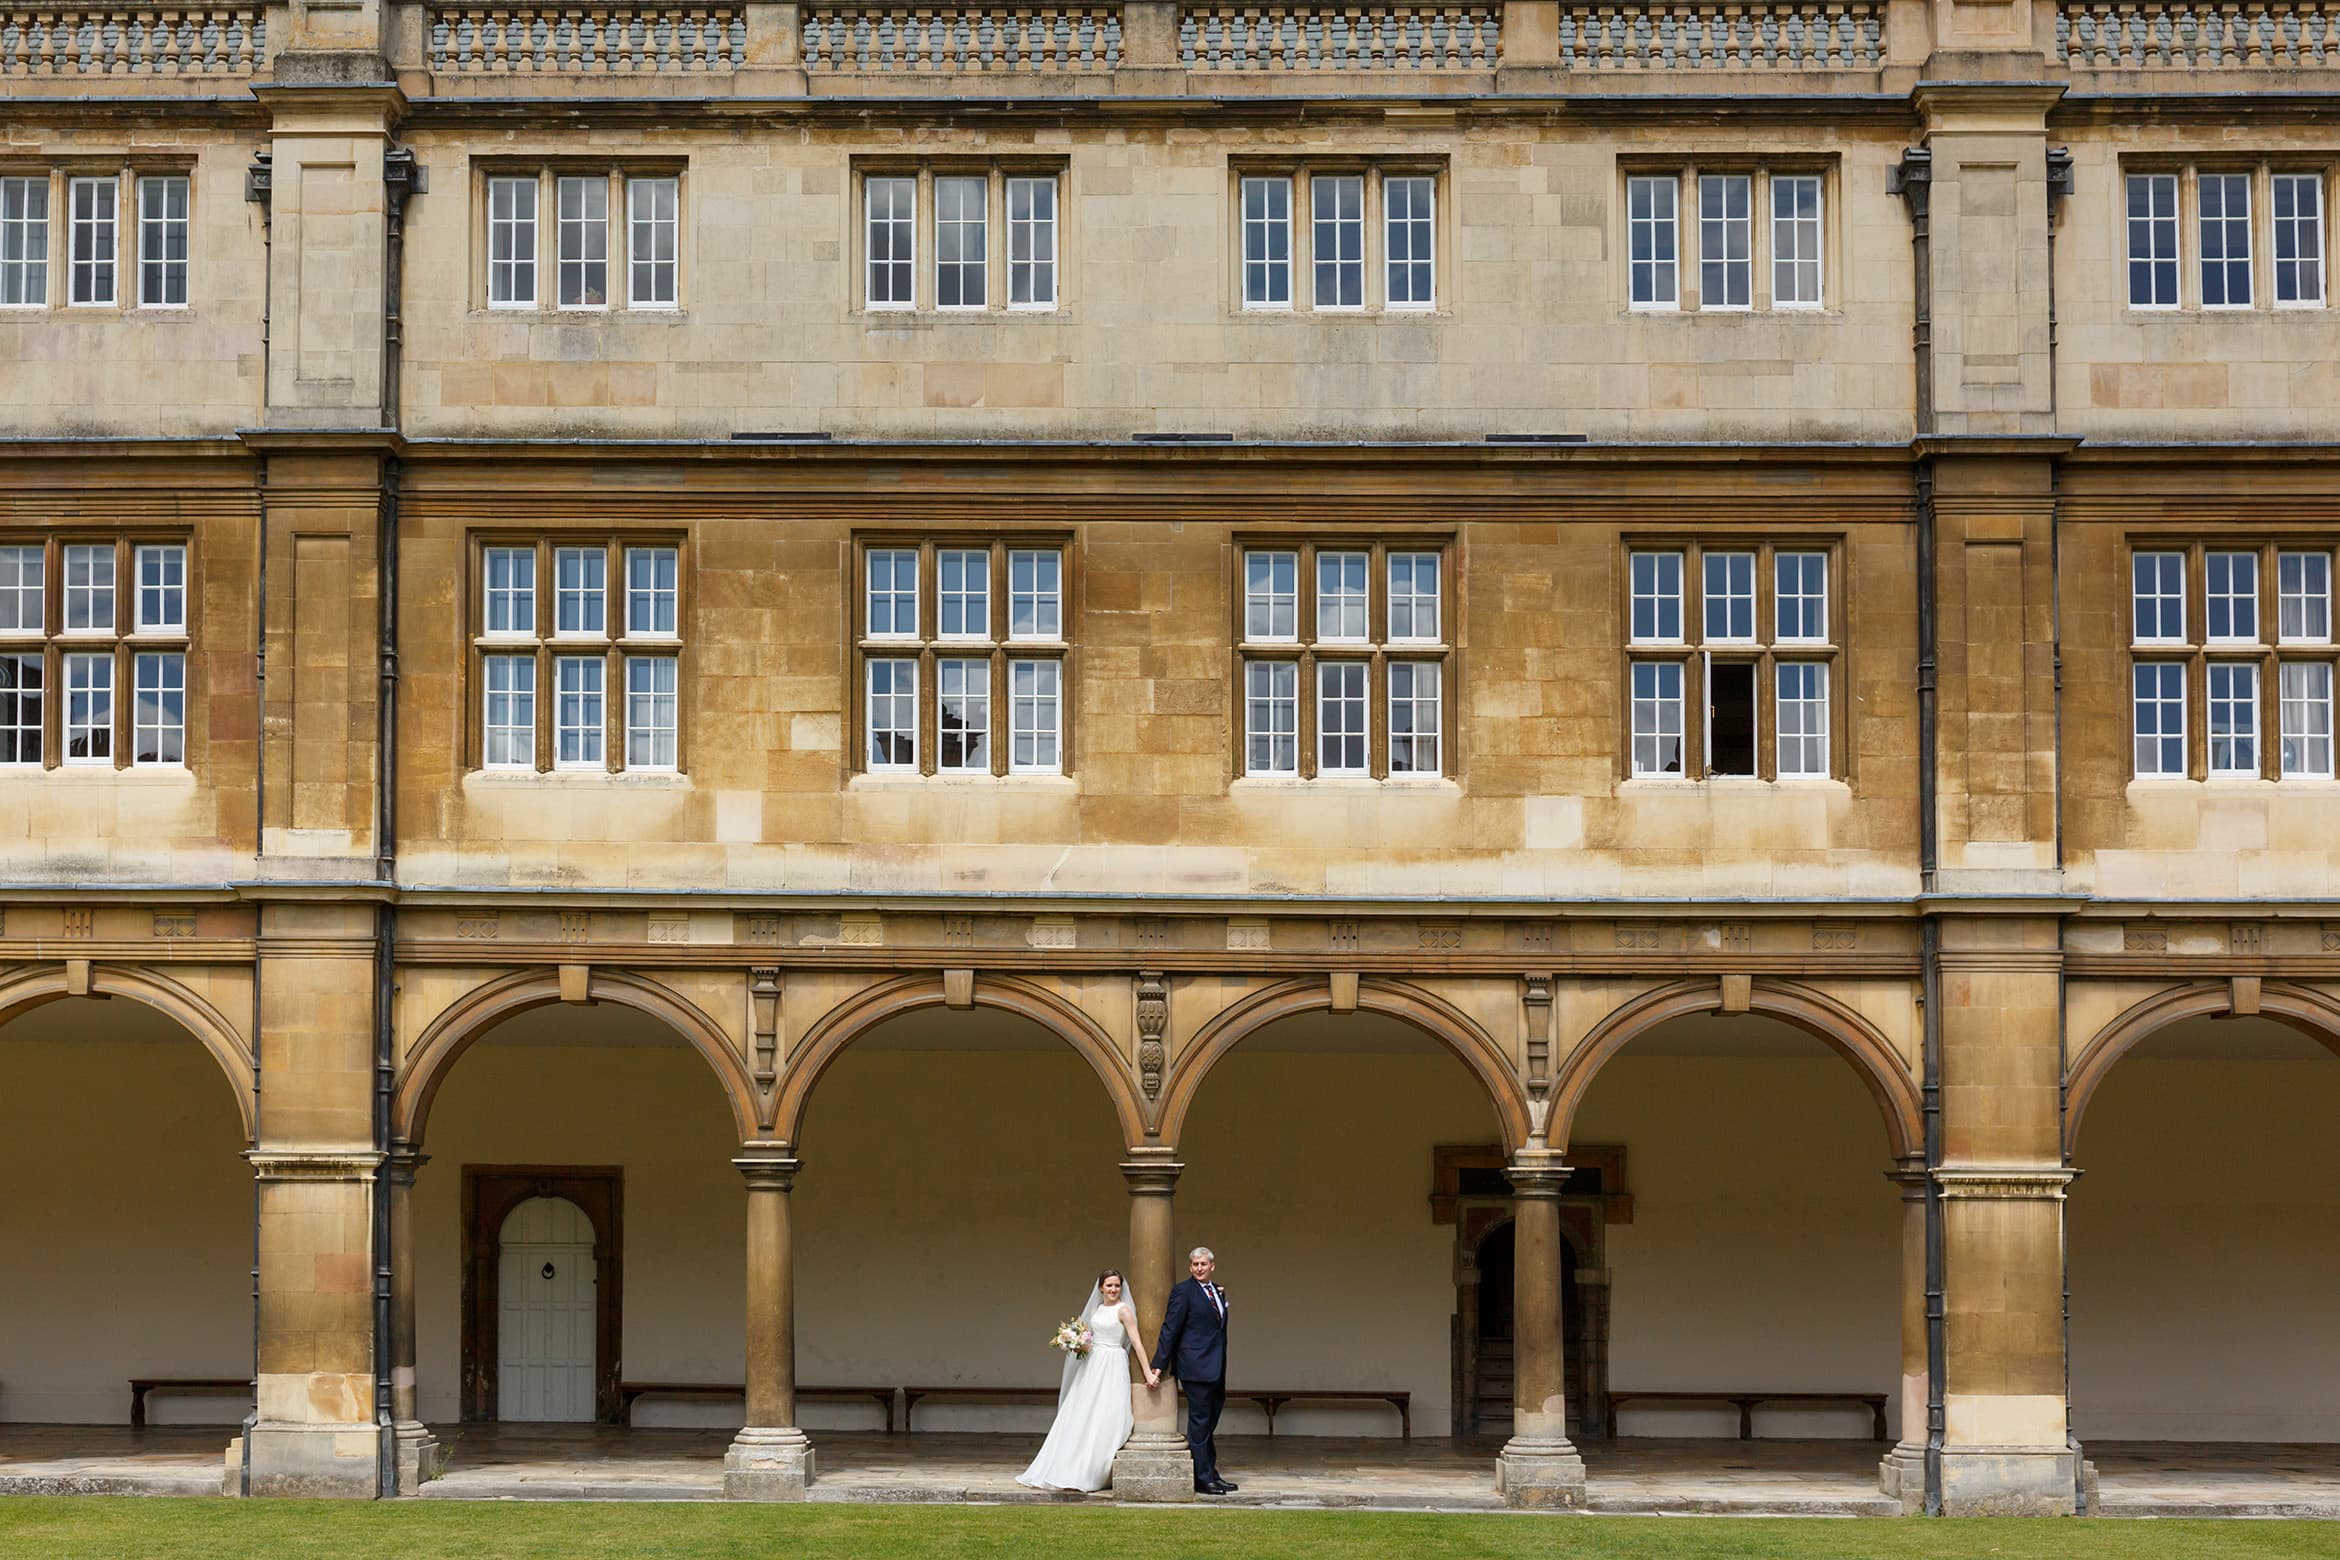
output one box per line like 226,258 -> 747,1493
1621,536 -> 1843,784
2125,538 -> 2340,784
0,157 -> 197,315
1232,533 -> 1455,783
471,160 -> 689,316
1618,155 -> 1837,316
0,531 -> 192,771
851,158 -> 1070,318
2118,159 -> 2332,315
1227,157 -> 1448,318
466,531 -> 687,776
850,533 -> 1074,778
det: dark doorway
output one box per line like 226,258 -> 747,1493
1466,1222 -> 1588,1438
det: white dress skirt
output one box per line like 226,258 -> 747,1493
1016,1304 -> 1136,1492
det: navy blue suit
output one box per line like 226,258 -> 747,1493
1150,1276 -> 1230,1485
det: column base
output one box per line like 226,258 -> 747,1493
1111,1431 -> 1197,1503
394,1421 -> 446,1493
724,1426 -> 815,1500
1937,1445 -> 2078,1516
1495,1436 -> 1588,1509
1877,1440 -> 1927,1513
230,1421 -> 383,1499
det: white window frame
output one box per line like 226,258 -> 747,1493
934,174 -> 988,312
1697,173 -> 1753,312
1315,550 -> 1370,645
0,652 -> 41,766
1387,659 -> 1441,777
937,548 -> 990,641
2127,172 -> 2181,311
1629,551 -> 1685,644
1630,658 -> 1686,777
1244,658 -> 1300,777
626,174 -> 679,311
1009,657 -> 1061,774
555,174 -> 610,312
2272,171 -> 2327,310
866,657 -> 920,770
130,649 -> 185,767
67,174 -> 117,308
554,545 -> 607,639
1703,551 -> 1757,645
2278,550 -> 2333,645
1771,173 -> 1824,310
1776,661 -> 1830,779
2205,660 -> 2259,777
2133,661 -> 2187,778
483,545 -> 536,639
487,175 -> 539,310
2197,171 -> 2254,311
2132,551 -> 2187,646
62,542 -> 115,635
1628,175 -> 1680,311
1774,552 -> 1829,644
1241,175 -> 1293,312
624,545 -> 679,639
1311,172 -> 1365,312
1387,552 -> 1441,644
63,650 -> 113,764
0,176 -> 49,309
625,654 -> 679,771
136,174 -> 190,310
865,174 -> 917,312
2279,660 -> 2335,780
482,653 -> 536,770
1008,548 -> 1062,641
0,545 -> 41,633
1243,549 -> 1299,643
1315,659 -> 1369,776
2204,550 -> 2259,645
1384,174 -> 1437,312
553,653 -> 606,770
134,543 -> 187,634
1006,174 -> 1058,311
866,548 -> 920,640
936,656 -> 991,773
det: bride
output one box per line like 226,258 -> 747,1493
1017,1269 -> 1138,1492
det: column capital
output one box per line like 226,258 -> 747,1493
1504,1152 -> 1571,1199
1886,1155 -> 1929,1196
1120,1151 -> 1184,1195
735,1150 -> 802,1192
388,1144 -> 429,1184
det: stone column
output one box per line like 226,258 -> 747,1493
1111,1150 -> 1193,1501
1496,1154 -> 1586,1507
387,1146 -> 443,1491
1878,1159 -> 1929,1510
725,1150 -> 814,1500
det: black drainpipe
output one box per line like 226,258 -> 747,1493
1890,144 -> 1945,1517
238,156 -> 269,1486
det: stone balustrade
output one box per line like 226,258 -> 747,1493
426,3 -> 744,72
1178,4 -> 1500,70
2057,0 -> 2340,66
0,4 -> 264,74
1553,1 -> 1886,70
801,4 -> 1121,72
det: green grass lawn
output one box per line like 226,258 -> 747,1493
4,1501 -> 2336,1560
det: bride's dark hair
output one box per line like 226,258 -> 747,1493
1097,1268 -> 1125,1292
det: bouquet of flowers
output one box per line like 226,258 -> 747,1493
1049,1316 -> 1094,1359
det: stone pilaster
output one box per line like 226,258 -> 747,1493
1495,1154 -> 1587,1508
726,1150 -> 814,1500
1111,1151 -> 1193,1501
386,1146 -> 442,1491
1878,1159 -> 1930,1511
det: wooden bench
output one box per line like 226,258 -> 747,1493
900,1385 -> 1061,1430
1605,1390 -> 1888,1441
129,1378 -> 249,1429
1233,1390 -> 1411,1440
619,1382 -> 895,1433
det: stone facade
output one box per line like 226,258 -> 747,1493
2,0 -> 2337,1518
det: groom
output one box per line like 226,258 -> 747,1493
1146,1245 -> 1237,1495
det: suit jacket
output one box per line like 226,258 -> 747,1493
1151,1276 -> 1229,1383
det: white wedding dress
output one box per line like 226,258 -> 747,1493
1016,1300 -> 1136,1492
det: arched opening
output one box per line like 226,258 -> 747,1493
2069,1006 -> 2340,1510
1463,1220 -> 1591,1440
0,989 -> 251,1494
1562,1003 -> 1906,1508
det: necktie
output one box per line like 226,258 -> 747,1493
1207,1283 -> 1224,1320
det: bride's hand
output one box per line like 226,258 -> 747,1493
1144,1367 -> 1161,1387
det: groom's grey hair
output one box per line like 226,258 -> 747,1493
1189,1246 -> 1215,1261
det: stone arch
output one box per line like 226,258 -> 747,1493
2064,980 -> 2340,1155
769,972 -> 1149,1150
0,962 -> 256,1141
1155,976 -> 1533,1153
396,967 -> 761,1147
1548,978 -> 1921,1161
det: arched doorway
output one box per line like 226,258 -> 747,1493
1459,1214 -> 1598,1439
495,1196 -> 600,1423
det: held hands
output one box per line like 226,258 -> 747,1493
1144,1367 -> 1162,1388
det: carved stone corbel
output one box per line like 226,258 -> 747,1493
1135,971 -> 1168,1102
749,968 -> 782,1091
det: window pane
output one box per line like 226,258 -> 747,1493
137,175 -> 190,308
935,175 -> 987,309
2278,551 -> 2332,643
627,176 -> 679,309
483,653 -> 535,768
866,176 -> 915,309
1007,176 -> 1057,309
1008,549 -> 1061,640
556,546 -> 607,636
2273,173 -> 2326,307
1384,175 -> 1436,309
1628,176 -> 1678,308
1630,552 -> 1683,643
1389,660 -> 1442,775
2279,661 -> 2334,779
136,543 -> 187,633
1777,661 -> 1829,778
626,545 -> 678,636
2132,551 -> 2185,642
64,651 -> 113,762
1244,659 -> 1298,775
556,175 -> 609,308
1244,550 -> 1298,642
68,176 -> 117,307
867,658 -> 918,769
0,653 -> 42,765
1697,173 -> 1752,309
554,654 -> 605,768
1630,660 -> 1684,776
866,548 -> 919,638
625,655 -> 678,769
1311,174 -> 1363,310
1703,552 -> 1754,642
1241,176 -> 1292,309
2133,662 -> 2186,777
488,176 -> 538,308
0,177 -> 51,308
64,543 -> 115,633
2205,551 -> 2258,642
0,545 -> 40,632
2127,174 -> 2179,308
1315,551 -> 1368,642
1388,552 -> 1441,642
2206,661 -> 2258,776
1708,660 -> 1757,777
1775,552 -> 1828,641
1316,660 -> 1368,775
938,657 -> 990,772
1771,174 -> 1822,308
938,549 -> 990,639
484,545 -> 536,635
1010,658 -> 1061,773
2198,173 -> 2252,309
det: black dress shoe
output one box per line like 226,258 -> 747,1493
1194,1480 -> 1221,1494
1216,1479 -> 1240,1492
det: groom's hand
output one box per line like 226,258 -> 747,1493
1144,1368 -> 1161,1387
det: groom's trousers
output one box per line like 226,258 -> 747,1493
1183,1377 -> 1226,1485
